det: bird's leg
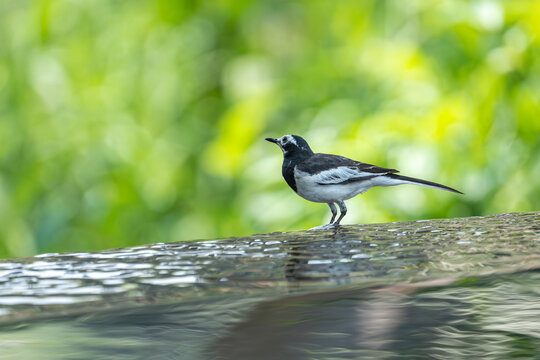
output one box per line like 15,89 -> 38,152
333,201 -> 347,225
327,203 -> 337,224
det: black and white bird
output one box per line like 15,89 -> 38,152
266,134 -> 462,227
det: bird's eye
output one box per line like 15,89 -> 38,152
281,138 -> 289,145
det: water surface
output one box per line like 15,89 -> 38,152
0,212 -> 538,359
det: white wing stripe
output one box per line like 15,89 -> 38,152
302,166 -> 389,185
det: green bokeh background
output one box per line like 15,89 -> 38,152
0,0 -> 538,258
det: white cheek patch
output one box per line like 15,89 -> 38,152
279,135 -> 297,153
286,135 -> 297,146
279,135 -> 297,146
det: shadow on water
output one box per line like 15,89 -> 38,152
0,213 -> 539,359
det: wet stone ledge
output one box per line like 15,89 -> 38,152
0,212 -> 538,325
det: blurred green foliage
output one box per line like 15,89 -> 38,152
0,0 -> 538,258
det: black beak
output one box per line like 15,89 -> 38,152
265,137 -> 279,144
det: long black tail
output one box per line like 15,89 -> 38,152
388,174 -> 463,194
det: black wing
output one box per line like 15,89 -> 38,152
296,153 -> 399,185
297,153 -> 398,175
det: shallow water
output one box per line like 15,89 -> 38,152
0,213 -> 539,359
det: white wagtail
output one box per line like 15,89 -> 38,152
266,134 -> 462,226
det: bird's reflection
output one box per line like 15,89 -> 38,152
210,277 -> 465,360
283,226 -> 421,291
211,229 -> 459,359
285,226 -> 359,284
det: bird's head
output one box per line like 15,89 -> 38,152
265,134 -> 313,158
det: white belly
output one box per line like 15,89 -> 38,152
294,170 -> 371,203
